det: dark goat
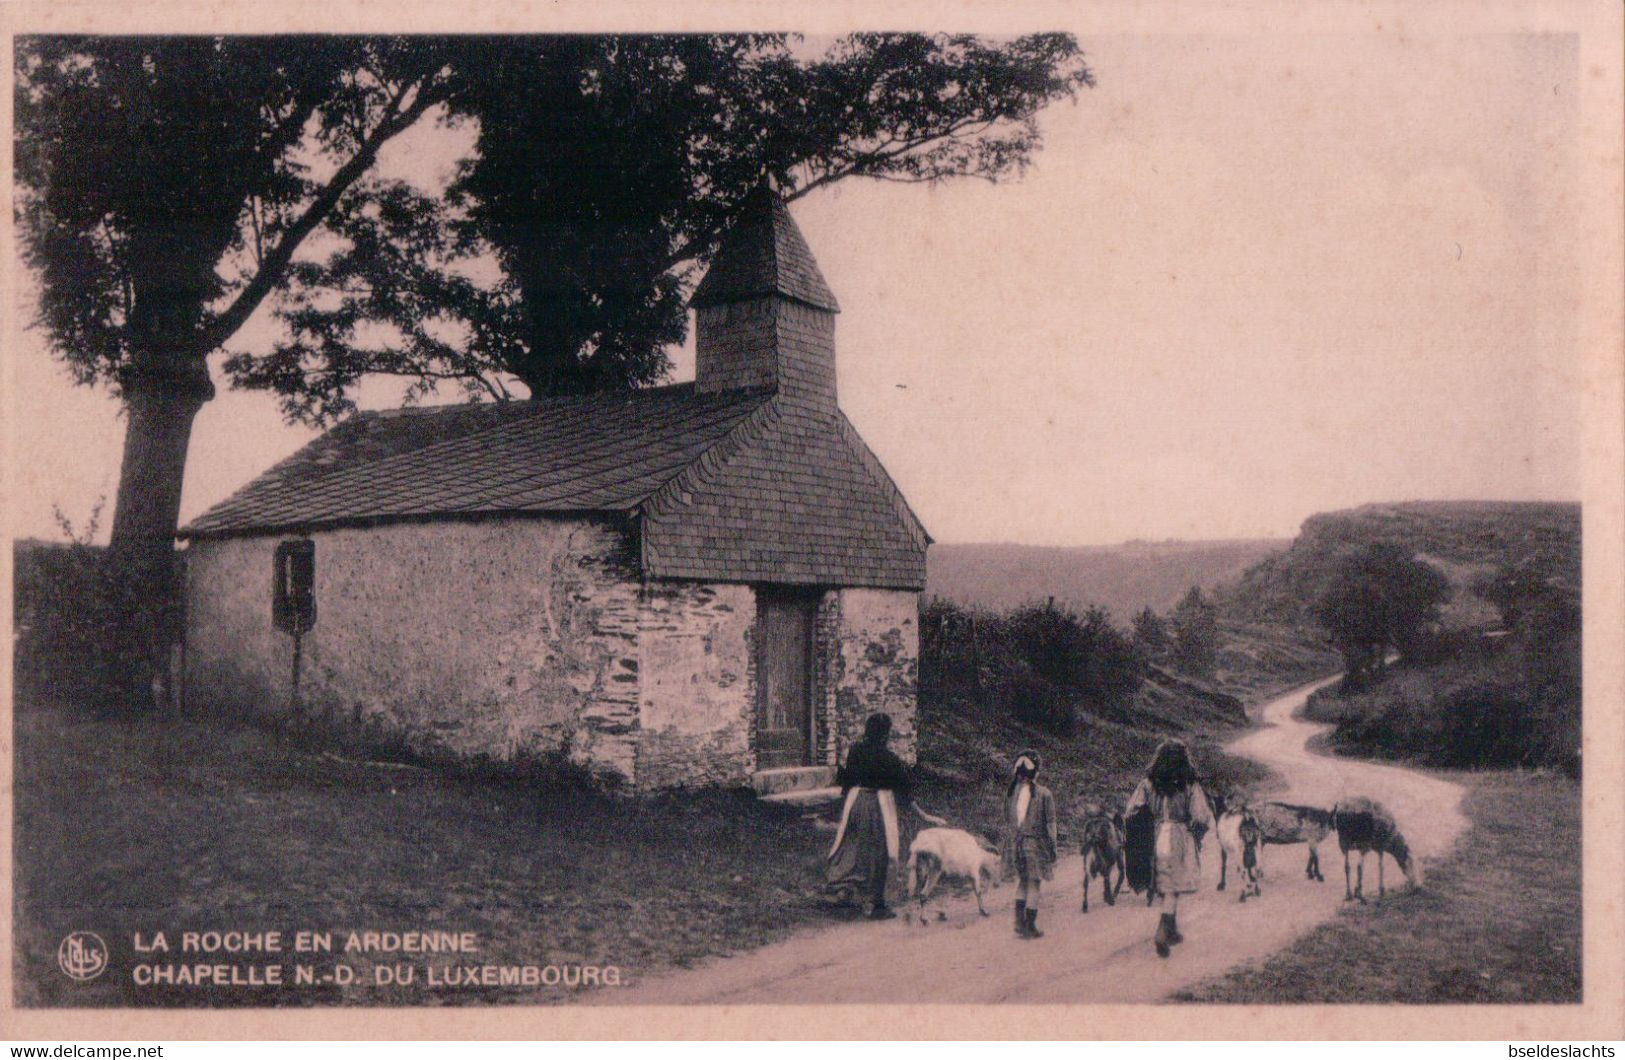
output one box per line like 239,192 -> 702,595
1215,805 -> 1263,901
1078,809 -> 1126,913
1253,801 -> 1334,882
1332,796 -> 1419,901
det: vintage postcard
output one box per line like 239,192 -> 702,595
3,0 -> 1622,1042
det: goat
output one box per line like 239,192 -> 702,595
1077,806 -> 1126,913
905,827 -> 1003,924
1215,804 -> 1263,901
1253,801 -> 1334,882
1332,796 -> 1420,902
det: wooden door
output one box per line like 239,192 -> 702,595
755,588 -> 819,769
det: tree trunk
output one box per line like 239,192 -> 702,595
100,359 -> 214,714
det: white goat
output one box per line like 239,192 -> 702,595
905,827 -> 1003,924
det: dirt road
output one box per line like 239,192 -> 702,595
606,676 -> 1468,1004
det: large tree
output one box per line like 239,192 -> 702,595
16,33 -> 1090,707
229,33 -> 1094,420
15,36 -> 457,708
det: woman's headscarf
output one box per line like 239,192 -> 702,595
1006,749 -> 1041,798
862,713 -> 893,745
1146,739 -> 1199,795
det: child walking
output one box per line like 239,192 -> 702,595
1002,750 -> 1058,939
1124,739 -> 1215,957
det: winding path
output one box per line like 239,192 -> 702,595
604,675 -> 1468,1004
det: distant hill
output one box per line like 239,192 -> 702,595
925,538 -> 1290,621
1218,501 -> 1581,631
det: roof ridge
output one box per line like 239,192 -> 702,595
179,385 -> 773,539
639,397 -> 786,525
835,412 -> 933,550
689,188 -> 839,312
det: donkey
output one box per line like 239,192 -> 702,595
1078,805 -> 1126,913
1332,796 -> 1420,902
1253,801 -> 1334,882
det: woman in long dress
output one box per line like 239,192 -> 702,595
1124,739 -> 1215,957
826,713 -> 944,919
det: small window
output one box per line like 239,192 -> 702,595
272,539 -> 316,634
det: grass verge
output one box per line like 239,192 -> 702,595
1172,770 -> 1581,1003
12,704 -> 832,1007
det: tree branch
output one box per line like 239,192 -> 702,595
192,72 -> 449,359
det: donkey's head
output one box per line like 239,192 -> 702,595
1388,831 -> 1421,888
1081,816 -> 1109,846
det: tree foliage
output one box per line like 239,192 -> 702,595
228,33 -> 1094,421
1132,606 -> 1170,656
1170,586 -> 1220,678
14,36 -> 457,392
1314,543 -> 1452,688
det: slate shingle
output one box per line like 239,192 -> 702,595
180,384 -> 772,538
689,185 -> 840,313
177,386 -> 929,591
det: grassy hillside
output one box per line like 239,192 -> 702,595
912,688 -> 1272,850
927,538 -> 1289,620
1225,500 -> 1583,774
12,705 -> 837,1007
1219,501 -> 1579,631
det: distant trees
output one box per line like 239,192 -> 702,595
1170,587 -> 1221,679
1315,543 -> 1451,689
1475,563 -> 1580,639
1132,606 -> 1170,656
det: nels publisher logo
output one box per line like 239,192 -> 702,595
57,931 -> 109,982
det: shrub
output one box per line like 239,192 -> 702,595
13,539 -> 112,703
1170,586 -> 1220,677
997,666 -> 1077,733
1315,631 -> 1580,775
920,596 -> 1145,735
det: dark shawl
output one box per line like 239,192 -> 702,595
836,740 -> 914,806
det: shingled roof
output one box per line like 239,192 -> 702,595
179,384 -> 929,590
690,185 -> 840,313
180,385 -> 773,538
642,402 -> 928,589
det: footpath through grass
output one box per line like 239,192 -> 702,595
1173,770 -> 1582,1004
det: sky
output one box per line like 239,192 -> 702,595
7,30 -> 1583,548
